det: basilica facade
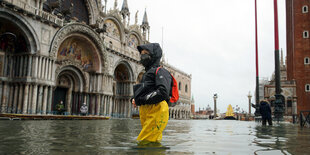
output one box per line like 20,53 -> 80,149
0,0 -> 192,119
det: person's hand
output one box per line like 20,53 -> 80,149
132,99 -> 136,108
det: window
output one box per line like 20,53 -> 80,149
305,84 -> 310,92
185,84 -> 188,93
303,31 -> 309,38
179,82 -> 181,91
303,5 -> 309,13
305,57 -> 310,65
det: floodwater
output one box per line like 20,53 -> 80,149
0,119 -> 309,155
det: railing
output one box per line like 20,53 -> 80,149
300,111 -> 310,127
2,0 -> 64,26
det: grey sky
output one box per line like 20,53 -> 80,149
104,0 -> 287,113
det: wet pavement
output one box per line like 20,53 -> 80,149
0,119 -> 309,154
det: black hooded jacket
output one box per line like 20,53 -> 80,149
259,101 -> 272,119
133,43 -> 172,106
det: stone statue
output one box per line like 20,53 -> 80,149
114,0 -> 118,10
135,10 -> 139,25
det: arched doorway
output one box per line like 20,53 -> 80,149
113,62 -> 133,118
53,66 -> 85,115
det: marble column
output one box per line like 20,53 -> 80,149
19,56 -> 24,77
103,96 -> 107,116
37,85 -> 43,114
47,86 -> 53,114
22,84 -> 29,114
66,88 -> 73,115
7,85 -> 14,113
27,85 -> 33,114
0,83 -> 2,108
42,86 -> 48,114
44,58 -> 48,80
27,55 -> 32,77
12,85 -> 18,113
50,60 -> 54,81
91,95 -> 95,115
109,96 -> 113,116
100,95 -> 104,115
47,60 -> 50,81
17,85 -> 24,114
1,83 -> 8,113
23,56 -> 28,77
31,85 -> 38,114
127,99 -> 131,118
96,94 -> 101,116
32,56 -> 38,78
37,57 -> 42,79
41,58 -> 46,79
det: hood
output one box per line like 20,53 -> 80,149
137,43 -> 162,71
260,101 -> 268,106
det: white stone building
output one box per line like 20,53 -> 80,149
0,0 -> 192,118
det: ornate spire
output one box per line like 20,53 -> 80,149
142,9 -> 149,26
114,0 -> 118,10
121,0 -> 129,12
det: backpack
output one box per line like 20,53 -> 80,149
156,67 -> 179,107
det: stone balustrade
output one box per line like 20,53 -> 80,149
2,0 -> 64,26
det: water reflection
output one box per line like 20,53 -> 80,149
0,120 -> 309,154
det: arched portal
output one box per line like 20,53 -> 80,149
112,62 -> 133,118
53,66 -> 85,115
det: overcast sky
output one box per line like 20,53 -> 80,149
104,0 -> 287,113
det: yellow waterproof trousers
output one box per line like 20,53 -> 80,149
137,100 -> 169,144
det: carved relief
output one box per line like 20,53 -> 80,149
50,23 -> 107,73
128,34 -> 139,48
41,28 -> 50,45
104,19 -> 120,40
57,37 -> 99,71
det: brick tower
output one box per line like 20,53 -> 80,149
286,0 -> 310,113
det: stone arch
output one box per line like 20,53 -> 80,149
136,72 -> 144,84
113,60 -> 134,81
50,23 -> 107,73
112,60 -> 134,118
0,9 -> 40,54
104,16 -> 125,42
85,0 -> 100,25
55,65 -> 87,92
128,31 -> 143,46
53,65 -> 87,114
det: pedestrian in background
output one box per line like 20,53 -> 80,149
80,102 -> 88,116
259,100 -> 272,126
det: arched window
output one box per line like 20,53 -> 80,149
303,5 -> 309,13
305,57 -> 310,65
303,31 -> 309,38
185,84 -> 188,93
305,84 -> 310,92
179,82 -> 181,91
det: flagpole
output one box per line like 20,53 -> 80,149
273,0 -> 284,121
254,0 -> 260,116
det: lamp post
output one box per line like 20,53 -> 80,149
213,94 -> 218,119
248,91 -> 252,115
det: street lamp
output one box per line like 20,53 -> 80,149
247,91 -> 252,115
213,93 -> 218,119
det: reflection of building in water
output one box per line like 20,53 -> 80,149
264,50 -> 297,118
0,0 -> 192,118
